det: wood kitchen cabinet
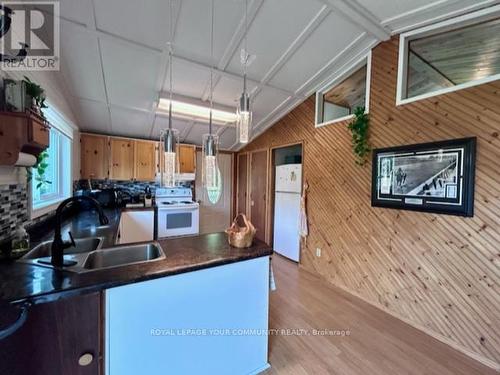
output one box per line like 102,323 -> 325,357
81,134 -> 108,179
178,144 -> 196,173
109,137 -> 135,180
0,293 -> 102,375
134,140 -> 157,181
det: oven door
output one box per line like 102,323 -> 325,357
157,206 -> 200,238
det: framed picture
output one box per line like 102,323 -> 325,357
371,137 -> 476,217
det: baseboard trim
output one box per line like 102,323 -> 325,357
299,264 -> 500,372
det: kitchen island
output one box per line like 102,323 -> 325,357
0,208 -> 273,375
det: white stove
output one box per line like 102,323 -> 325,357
156,187 -> 199,238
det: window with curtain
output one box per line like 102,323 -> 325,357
32,127 -> 72,210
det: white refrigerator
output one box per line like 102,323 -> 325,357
273,164 -> 302,262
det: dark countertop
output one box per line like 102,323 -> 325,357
0,208 -> 272,306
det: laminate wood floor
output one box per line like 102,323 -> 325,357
264,255 -> 498,375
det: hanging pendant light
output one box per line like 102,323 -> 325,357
236,0 -> 252,144
160,0 -> 179,187
202,0 -> 221,204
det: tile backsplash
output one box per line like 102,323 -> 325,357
0,184 -> 28,243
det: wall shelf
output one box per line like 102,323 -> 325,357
0,111 -> 50,165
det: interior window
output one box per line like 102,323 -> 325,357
315,61 -> 368,127
32,127 -> 72,210
402,17 -> 500,101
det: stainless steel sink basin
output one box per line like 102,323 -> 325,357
83,243 -> 165,270
22,237 -> 104,260
18,241 -> 165,273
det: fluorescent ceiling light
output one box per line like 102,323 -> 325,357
157,98 -> 237,124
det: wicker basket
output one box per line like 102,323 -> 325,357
226,214 -> 256,248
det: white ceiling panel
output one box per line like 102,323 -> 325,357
218,127 -> 237,150
226,0 -> 323,79
184,123 -> 224,145
60,23 -> 107,102
213,75 -> 257,107
59,0 -> 93,26
356,0 -> 438,23
109,107 -> 152,139
100,38 -> 162,111
151,115 -> 193,140
167,58 -> 211,98
93,0 -> 173,49
174,0 -> 243,66
252,86 -> 290,122
76,99 -> 111,133
269,12 -> 363,93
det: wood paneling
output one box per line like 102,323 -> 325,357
109,137 -> 134,181
250,150 -> 269,243
80,134 -> 108,179
134,140 -> 157,181
237,153 -> 249,216
240,36 -> 500,368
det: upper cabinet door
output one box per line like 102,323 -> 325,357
81,134 -> 108,179
109,138 -> 135,181
135,140 -> 157,181
178,145 -> 196,174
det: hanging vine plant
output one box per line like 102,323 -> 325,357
26,150 -> 52,189
347,106 -> 370,166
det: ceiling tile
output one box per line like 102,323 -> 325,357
184,123 -> 222,145
151,115 -> 192,140
218,127 -> 237,150
109,107 -> 152,139
75,99 -> 111,133
93,0 -> 174,49
174,0 -> 243,66
226,0 -> 323,81
269,12 -> 364,93
167,58 -> 210,99
252,86 -> 290,124
61,22 -> 107,102
60,0 -> 93,26
100,38 -> 162,111
213,75 -> 257,108
356,0 -> 437,23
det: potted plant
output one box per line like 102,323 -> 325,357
26,150 -> 51,189
23,76 -> 48,117
347,106 -> 370,166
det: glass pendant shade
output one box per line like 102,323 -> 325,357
202,134 -> 222,204
236,92 -> 252,144
160,128 -> 179,187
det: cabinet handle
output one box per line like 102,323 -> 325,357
0,301 -> 31,340
78,353 -> 94,366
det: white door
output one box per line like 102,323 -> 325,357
273,192 -> 301,262
195,151 -> 233,234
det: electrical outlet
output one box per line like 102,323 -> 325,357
316,248 -> 321,257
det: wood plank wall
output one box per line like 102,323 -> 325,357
239,36 -> 500,367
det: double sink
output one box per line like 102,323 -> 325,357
19,233 -> 165,273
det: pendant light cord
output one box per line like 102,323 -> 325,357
243,0 -> 248,93
209,0 -> 214,136
168,0 -> 173,131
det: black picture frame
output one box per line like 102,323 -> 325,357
371,137 -> 476,217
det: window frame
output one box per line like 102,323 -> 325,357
315,51 -> 372,128
396,5 -> 500,106
30,127 -> 73,219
